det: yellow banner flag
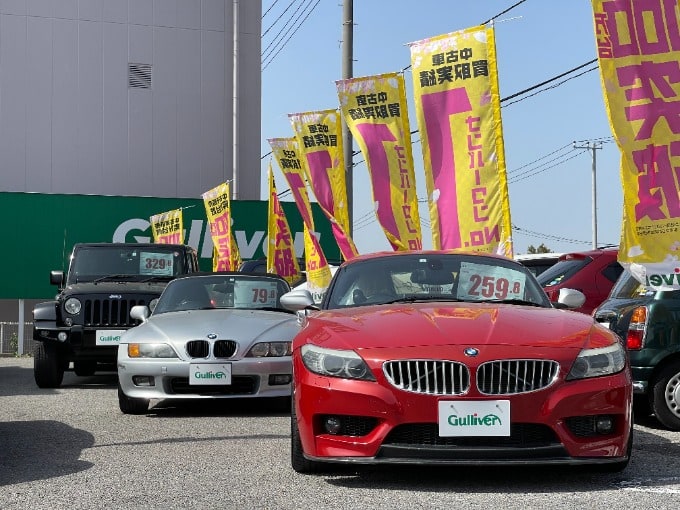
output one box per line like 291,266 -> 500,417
593,0 -> 680,289
268,138 -> 332,294
202,182 -> 241,271
267,162 -> 302,284
336,73 -> 423,251
409,25 -> 513,257
150,208 -> 184,244
289,110 -> 359,261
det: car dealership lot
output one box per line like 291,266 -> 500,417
2,357 -> 680,509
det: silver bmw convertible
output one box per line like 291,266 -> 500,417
116,272 -> 298,414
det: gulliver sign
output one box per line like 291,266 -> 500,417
2,192 -> 338,299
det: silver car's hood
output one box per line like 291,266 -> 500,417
123,308 -> 298,352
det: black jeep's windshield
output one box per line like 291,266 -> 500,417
68,247 -> 188,284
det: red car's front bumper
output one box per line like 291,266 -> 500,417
293,356 -> 633,466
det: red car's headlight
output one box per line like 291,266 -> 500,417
300,344 -> 375,381
566,342 -> 626,380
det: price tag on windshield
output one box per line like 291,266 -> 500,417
233,280 -> 278,308
457,262 -> 526,301
139,252 -> 174,276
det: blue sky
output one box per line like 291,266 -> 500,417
259,0 -> 621,256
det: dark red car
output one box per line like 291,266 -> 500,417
536,248 -> 623,314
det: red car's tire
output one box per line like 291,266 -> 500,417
291,404 -> 324,474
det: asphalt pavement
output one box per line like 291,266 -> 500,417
2,356 -> 680,509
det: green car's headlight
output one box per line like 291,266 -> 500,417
566,342 -> 626,380
300,344 -> 375,381
127,343 -> 178,358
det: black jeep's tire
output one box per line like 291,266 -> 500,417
73,361 -> 97,377
34,342 -> 65,388
117,383 -> 149,415
291,403 -> 324,474
651,362 -> 680,431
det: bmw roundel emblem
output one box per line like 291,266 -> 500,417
207,333 -> 217,340
464,347 -> 479,357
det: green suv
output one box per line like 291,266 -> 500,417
593,269 -> 680,430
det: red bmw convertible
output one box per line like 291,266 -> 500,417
281,251 -> 633,473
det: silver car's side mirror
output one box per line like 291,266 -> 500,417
557,288 -> 586,309
281,289 -> 316,311
130,305 -> 151,322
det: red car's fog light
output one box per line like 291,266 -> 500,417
324,416 -> 343,435
595,416 -> 614,434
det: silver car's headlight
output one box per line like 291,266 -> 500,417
300,344 -> 375,381
127,343 -> 178,358
566,342 -> 626,380
64,298 -> 81,315
247,342 -> 292,358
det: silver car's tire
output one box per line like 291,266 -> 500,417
651,362 -> 680,431
117,383 -> 149,415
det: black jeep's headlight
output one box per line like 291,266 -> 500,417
64,298 -> 82,315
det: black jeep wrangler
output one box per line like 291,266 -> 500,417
32,243 -> 200,388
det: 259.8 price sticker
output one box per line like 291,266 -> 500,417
457,262 -> 526,301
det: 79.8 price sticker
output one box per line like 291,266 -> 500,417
456,262 -> 526,301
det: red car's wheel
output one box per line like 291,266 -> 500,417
291,403 -> 324,474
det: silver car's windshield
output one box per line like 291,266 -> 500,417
324,253 -> 551,310
153,274 -> 292,314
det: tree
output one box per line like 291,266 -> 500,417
526,243 -> 552,254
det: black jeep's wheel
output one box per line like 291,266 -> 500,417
34,342 -> 65,388
73,361 -> 97,377
651,361 -> 680,431
291,403 -> 324,474
117,383 -> 149,415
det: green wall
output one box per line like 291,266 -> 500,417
2,192 -> 338,299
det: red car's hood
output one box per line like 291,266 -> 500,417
303,303 -> 599,351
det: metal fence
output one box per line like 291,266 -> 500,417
0,322 -> 35,356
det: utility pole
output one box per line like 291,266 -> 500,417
342,0 -> 354,236
573,140 -> 603,249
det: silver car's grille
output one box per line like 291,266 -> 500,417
383,360 -> 470,395
185,340 -> 237,359
476,360 -> 559,395
186,340 -> 209,358
214,340 -> 237,358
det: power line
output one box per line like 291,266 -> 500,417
262,0 -> 321,69
508,149 -> 588,184
262,0 -> 282,19
262,0 -> 300,37
482,0 -> 528,25
500,59 -> 597,104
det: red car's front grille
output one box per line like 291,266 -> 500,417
383,423 -> 559,447
382,359 -> 559,396
383,360 -> 470,395
476,360 -> 559,395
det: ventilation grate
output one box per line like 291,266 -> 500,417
128,63 -> 152,89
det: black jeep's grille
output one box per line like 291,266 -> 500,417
81,298 -> 152,327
